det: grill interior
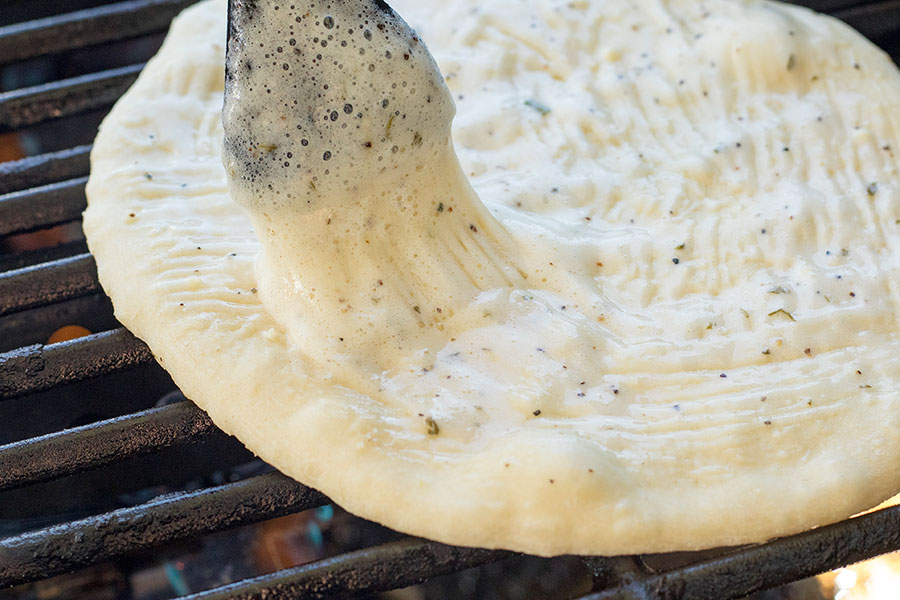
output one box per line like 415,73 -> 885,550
3,1 -> 900,598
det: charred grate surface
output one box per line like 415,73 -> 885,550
0,400 -> 216,491
0,64 -> 144,132
185,506 -> 900,600
1,1 -> 900,599
580,503 -> 900,599
0,472 -> 328,588
0,176 -> 88,236
184,539 -> 511,600
0,0 -> 199,66
0,328 -> 153,400
0,253 -> 99,317
0,144 -> 90,195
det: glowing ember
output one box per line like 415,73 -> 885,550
819,553 -> 900,600
818,494 -> 900,599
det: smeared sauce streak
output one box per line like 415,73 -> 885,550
223,0 -> 523,367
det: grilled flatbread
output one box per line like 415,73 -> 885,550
84,0 -> 900,555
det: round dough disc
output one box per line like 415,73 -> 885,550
85,0 -> 900,555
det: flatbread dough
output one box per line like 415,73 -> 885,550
84,0 -> 900,555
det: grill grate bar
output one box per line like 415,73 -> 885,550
0,239 -> 88,273
0,145 -> 90,195
0,253 -> 99,317
834,1 -> 900,41
0,295 -> 114,354
183,538 -> 509,600
0,471 -> 327,589
0,400 -> 215,492
579,503 -> 900,600
791,0 -> 882,12
0,327 -> 152,400
0,176 -> 86,237
0,64 -> 143,132
0,0 -> 197,67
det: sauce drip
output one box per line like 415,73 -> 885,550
223,0 -> 523,365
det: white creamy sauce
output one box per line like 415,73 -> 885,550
223,0 -> 523,377
224,0 -> 900,442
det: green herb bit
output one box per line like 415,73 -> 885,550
786,54 -> 796,71
524,99 -> 551,116
767,308 -> 796,321
675,243 -> 685,250
425,416 -> 440,435
768,286 -> 790,294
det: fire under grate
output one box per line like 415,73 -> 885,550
3,0 -> 900,598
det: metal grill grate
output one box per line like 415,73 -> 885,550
3,1 -> 900,598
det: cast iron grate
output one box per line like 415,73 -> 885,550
2,0 -> 900,598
